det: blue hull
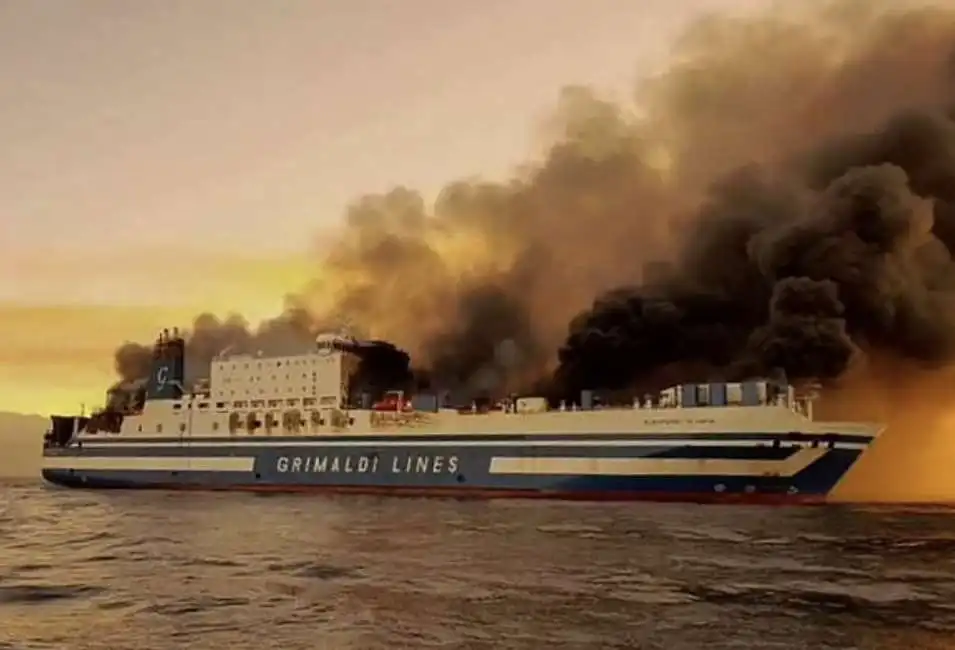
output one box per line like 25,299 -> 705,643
41,433 -> 870,504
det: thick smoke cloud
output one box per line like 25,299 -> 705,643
113,1 -> 955,404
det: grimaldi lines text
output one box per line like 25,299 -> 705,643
276,453 -> 459,475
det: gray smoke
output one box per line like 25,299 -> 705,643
111,1 -> 955,402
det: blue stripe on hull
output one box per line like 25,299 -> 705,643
42,442 -> 864,503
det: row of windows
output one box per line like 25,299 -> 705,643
213,387 -> 321,398
214,356 -> 336,372
220,373 -> 320,383
137,414 -> 356,434
139,422 -> 225,433
171,396 -> 339,411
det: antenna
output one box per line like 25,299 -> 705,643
214,344 -> 236,361
168,379 -> 189,399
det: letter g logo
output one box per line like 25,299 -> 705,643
156,366 -> 169,390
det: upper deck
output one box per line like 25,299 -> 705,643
54,329 -> 882,444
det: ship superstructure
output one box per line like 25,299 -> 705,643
41,329 -> 883,503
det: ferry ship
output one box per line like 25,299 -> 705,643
41,329 -> 883,504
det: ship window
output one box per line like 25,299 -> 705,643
156,424 -> 163,433
348,418 -> 355,426
251,399 -> 265,407
212,422 -> 219,431
215,402 -> 226,409
277,361 -> 281,366
304,398 -> 316,406
137,425 -> 142,432
198,402 -> 209,410
173,404 -> 182,410
179,423 -> 186,433
286,399 -> 298,406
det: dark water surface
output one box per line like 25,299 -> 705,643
3,482 -> 955,649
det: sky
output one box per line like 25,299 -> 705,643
0,0 -> 767,414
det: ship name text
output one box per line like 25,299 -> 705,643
276,454 -> 459,475
643,418 -> 716,425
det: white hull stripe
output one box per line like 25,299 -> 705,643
42,457 -> 255,472
75,431 -> 878,444
73,439 -> 870,450
489,448 -> 829,477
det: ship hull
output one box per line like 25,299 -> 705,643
41,433 -> 871,505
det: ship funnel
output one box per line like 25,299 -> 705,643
145,326 -> 185,401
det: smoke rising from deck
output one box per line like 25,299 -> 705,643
110,1 -> 955,499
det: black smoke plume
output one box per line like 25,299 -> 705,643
111,1 -> 955,404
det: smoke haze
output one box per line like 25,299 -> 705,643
110,0 -> 955,500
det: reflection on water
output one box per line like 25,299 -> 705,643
2,480 -> 955,649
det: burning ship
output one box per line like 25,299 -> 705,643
41,329 -> 882,504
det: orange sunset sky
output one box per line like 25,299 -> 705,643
0,0 -> 768,415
